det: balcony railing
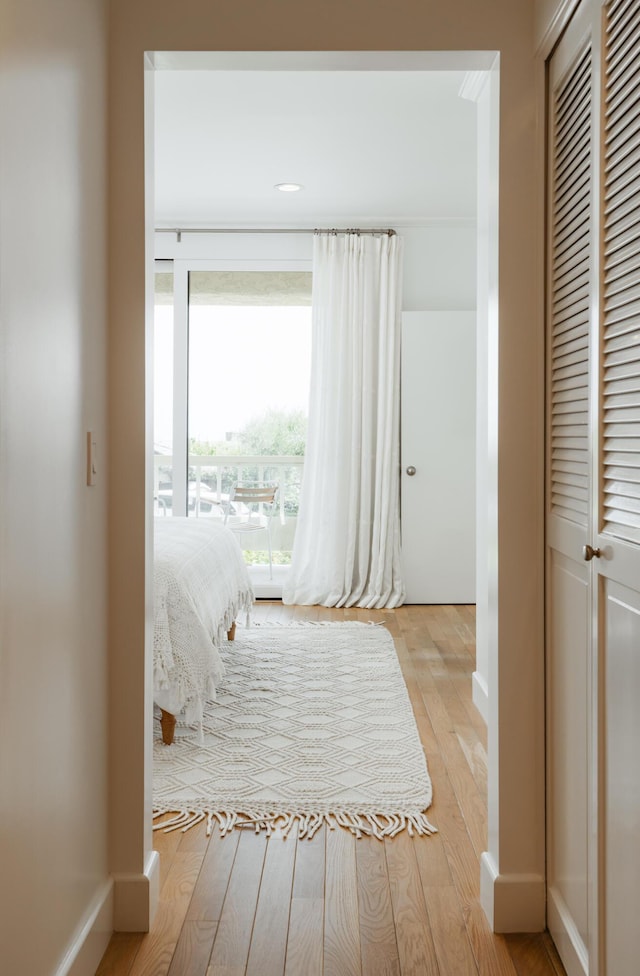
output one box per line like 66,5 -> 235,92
153,454 -> 305,553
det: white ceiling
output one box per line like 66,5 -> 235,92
153,70 -> 478,229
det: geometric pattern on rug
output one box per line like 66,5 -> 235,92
153,623 -> 436,840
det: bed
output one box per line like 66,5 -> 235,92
154,517 -> 254,745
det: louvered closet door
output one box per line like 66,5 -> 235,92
598,1 -> 640,972
547,2 -> 640,974
546,4 -> 598,974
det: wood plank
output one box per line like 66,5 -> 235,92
444,605 -> 476,649
504,933 -> 566,976
418,753 -> 480,905
432,632 -> 487,740
284,898 -> 324,976
187,830 -> 240,922
178,820 -> 210,853
128,852 -> 205,976
245,832 -> 297,976
393,637 -> 440,760
464,901 -> 520,976
291,825 -> 326,898
153,818 -> 187,893
415,656 -> 488,858
167,921 -> 217,976
385,831 -> 440,975
541,932 -> 569,975
255,599 -> 281,622
425,648 -> 488,793
412,830 -> 454,889
206,830 -> 267,975
292,603 -> 321,622
376,606 -> 401,637
422,884 -> 479,975
324,826 -> 361,976
284,827 -> 326,976
356,834 -> 401,976
95,933 -> 143,976
454,728 -> 488,797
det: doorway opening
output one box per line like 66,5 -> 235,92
143,48 -> 500,921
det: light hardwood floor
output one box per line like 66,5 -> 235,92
97,603 -> 565,976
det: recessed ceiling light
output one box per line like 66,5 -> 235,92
274,182 -> 304,192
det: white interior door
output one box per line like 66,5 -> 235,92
400,311 -> 476,603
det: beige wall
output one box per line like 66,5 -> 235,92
110,0 -> 545,934
534,0 -> 581,50
0,1 -> 110,973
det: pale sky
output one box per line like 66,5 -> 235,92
154,305 -> 312,449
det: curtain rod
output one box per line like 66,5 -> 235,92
155,227 -> 396,242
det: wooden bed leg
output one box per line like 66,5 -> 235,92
160,709 -> 177,746
227,621 -> 236,641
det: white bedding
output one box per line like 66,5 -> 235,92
153,517 -> 254,726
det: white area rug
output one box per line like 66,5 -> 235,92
153,623 -> 436,840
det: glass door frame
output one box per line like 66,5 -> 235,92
167,255 -> 313,519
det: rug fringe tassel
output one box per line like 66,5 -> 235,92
236,620 -> 386,629
153,808 -> 437,840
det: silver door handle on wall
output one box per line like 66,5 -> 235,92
406,466 -> 416,476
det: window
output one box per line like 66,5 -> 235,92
154,266 -> 174,512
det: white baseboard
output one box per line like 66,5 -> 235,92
251,581 -> 283,599
248,564 -> 286,599
472,669 -> 489,724
55,880 -> 113,976
480,851 -> 546,932
113,850 -> 161,932
547,885 -> 588,976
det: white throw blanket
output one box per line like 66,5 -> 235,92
153,518 -> 254,727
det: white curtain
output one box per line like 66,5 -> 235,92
282,232 -> 405,609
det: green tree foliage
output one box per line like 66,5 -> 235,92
188,409 -> 307,517
236,408 -> 307,456
188,408 -> 307,458
188,437 -> 222,456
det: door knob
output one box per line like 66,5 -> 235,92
406,466 -> 416,476
582,544 -> 601,561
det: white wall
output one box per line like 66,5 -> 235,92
0,2 -> 111,974
402,224 -> 476,310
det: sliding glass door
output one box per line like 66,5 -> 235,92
154,260 -> 312,590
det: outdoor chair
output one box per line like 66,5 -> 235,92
224,481 -> 279,579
